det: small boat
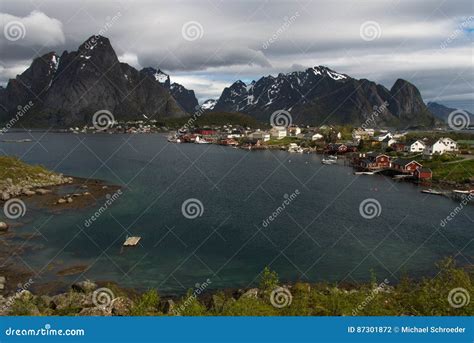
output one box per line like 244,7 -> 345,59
167,135 -> 181,143
322,158 -> 337,165
354,171 -> 375,175
421,189 -> 444,195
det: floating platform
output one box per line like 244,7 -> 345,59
123,236 -> 141,246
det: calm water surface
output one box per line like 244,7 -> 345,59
0,132 -> 472,294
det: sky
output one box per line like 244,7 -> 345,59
0,0 -> 473,110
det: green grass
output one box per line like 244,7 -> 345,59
428,159 -> 474,182
0,156 -> 54,183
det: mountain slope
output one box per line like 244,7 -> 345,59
214,66 -> 435,128
427,101 -> 474,123
0,36 -> 189,127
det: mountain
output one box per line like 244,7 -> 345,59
200,99 -> 217,111
0,36 -> 192,127
140,68 -> 198,113
427,101 -> 474,123
213,66 -> 435,128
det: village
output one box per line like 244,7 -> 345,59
164,123 -> 474,196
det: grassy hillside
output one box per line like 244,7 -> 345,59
0,156 -> 54,184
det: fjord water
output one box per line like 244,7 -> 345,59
1,132 -> 472,294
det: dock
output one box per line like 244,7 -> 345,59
123,236 -> 141,246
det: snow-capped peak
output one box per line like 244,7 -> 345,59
154,70 -> 169,83
201,99 -> 217,110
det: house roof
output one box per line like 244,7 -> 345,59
392,158 -> 422,167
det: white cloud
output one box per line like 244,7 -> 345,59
0,10 -> 65,47
118,52 -> 142,69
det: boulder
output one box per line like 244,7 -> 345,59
66,197 -> 73,203
161,299 -> 175,314
36,188 -> 52,195
0,222 -> 8,231
78,306 -> 111,316
1,192 -> 10,201
111,297 -> 133,316
71,280 -> 97,293
241,288 -> 259,299
23,190 -> 36,196
56,198 -> 67,204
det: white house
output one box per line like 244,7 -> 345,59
423,137 -> 458,156
404,140 -> 426,153
269,126 -> 287,139
249,131 -> 270,142
352,128 -> 375,140
287,126 -> 302,136
375,132 -> 393,142
297,132 -> 324,141
440,137 -> 458,152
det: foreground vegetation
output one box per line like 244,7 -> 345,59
6,259 -> 473,316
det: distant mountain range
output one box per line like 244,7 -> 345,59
427,101 -> 473,124
0,35 -> 450,129
212,66 -> 435,128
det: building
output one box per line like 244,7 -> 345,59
195,128 -> 217,136
423,137 -> 458,156
414,167 -> 433,180
375,132 -> 393,142
405,140 -> 425,153
381,137 -> 398,149
287,126 -> 302,136
326,143 -> 348,154
269,126 -> 287,139
359,153 -> 391,170
352,128 -> 375,140
391,143 -> 406,152
297,132 -> 324,141
249,131 -> 270,142
391,158 -> 423,174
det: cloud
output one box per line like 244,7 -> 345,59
118,52 -> 142,69
0,10 -> 65,48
